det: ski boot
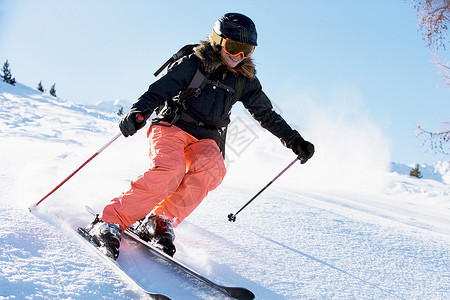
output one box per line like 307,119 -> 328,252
135,213 -> 176,256
87,215 -> 122,260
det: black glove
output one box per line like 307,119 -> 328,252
290,135 -> 315,164
119,109 -> 151,137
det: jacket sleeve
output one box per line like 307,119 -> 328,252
240,76 -> 301,148
129,55 -> 199,113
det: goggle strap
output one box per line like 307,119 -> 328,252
212,30 -> 226,47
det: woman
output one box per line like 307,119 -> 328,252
87,13 -> 314,259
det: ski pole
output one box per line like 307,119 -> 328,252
228,157 -> 299,222
32,132 -> 122,208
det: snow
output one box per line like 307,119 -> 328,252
1,81 -> 449,299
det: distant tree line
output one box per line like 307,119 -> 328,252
2,59 -> 57,97
2,59 -> 125,116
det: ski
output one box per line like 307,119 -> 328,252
80,206 -> 255,299
77,226 -> 171,300
124,227 -> 255,300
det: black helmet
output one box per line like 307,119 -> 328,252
213,13 -> 257,46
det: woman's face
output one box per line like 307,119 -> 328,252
220,48 -> 244,68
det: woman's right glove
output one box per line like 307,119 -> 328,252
119,109 -> 152,137
289,134 -> 315,164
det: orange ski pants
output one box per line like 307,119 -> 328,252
100,124 -> 227,231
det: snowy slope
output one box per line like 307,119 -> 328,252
1,81 -> 449,299
391,161 -> 450,184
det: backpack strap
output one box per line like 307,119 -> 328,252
216,74 -> 246,157
180,68 -> 208,100
154,43 -> 247,129
153,44 -> 198,77
233,74 -> 246,104
173,72 -> 246,126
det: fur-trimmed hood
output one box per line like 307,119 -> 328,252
194,40 -> 255,79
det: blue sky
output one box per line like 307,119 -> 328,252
1,0 -> 449,164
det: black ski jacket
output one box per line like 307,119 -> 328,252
131,41 -> 300,154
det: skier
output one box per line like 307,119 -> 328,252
88,13 -> 315,259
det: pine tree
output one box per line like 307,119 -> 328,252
409,164 -> 423,178
1,60 -> 16,85
37,81 -> 45,92
49,84 -> 57,97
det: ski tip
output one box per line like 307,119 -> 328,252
225,287 -> 255,300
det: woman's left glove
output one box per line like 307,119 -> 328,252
290,134 -> 315,164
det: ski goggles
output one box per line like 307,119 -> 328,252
212,30 -> 256,58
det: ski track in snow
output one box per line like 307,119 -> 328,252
1,81 -> 449,299
184,186 -> 449,299
0,155 -> 146,299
